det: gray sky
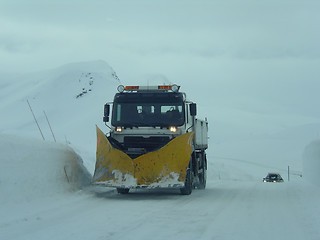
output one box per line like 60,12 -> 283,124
1,0 -> 320,121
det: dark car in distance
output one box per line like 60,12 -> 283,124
263,173 -> 284,183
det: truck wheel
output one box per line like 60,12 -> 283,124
198,154 -> 207,189
198,168 -> 207,189
117,188 -> 130,194
180,168 -> 192,195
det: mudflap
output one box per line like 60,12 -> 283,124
92,126 -> 194,189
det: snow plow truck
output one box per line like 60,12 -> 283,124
93,84 -> 208,195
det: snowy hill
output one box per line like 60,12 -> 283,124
210,113 -> 320,181
0,60 -> 120,173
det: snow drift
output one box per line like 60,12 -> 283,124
303,140 -> 320,187
0,134 -> 91,204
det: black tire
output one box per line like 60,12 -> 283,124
180,168 -> 192,195
117,188 -> 130,194
198,154 -> 207,189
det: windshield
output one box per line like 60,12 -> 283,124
111,92 -> 185,127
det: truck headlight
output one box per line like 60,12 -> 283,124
169,126 -> 177,133
115,126 -> 123,132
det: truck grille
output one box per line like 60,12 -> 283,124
124,136 -> 170,153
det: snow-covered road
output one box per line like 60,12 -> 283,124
1,135 -> 320,240
2,180 -> 320,240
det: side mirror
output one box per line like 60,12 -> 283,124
103,104 -> 110,122
190,103 -> 197,116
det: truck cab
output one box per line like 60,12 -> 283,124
105,85 -> 199,158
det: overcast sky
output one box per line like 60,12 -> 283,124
1,0 -> 320,123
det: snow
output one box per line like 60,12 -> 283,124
303,140 -> 320,187
1,0 -> 320,237
148,172 -> 184,188
0,60 -> 320,239
96,170 -> 138,188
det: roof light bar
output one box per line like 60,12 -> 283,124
119,84 -> 180,92
124,86 -> 139,90
158,85 -> 172,90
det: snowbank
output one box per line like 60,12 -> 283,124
303,140 -> 320,187
0,135 -> 91,204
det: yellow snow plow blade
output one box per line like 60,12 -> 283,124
93,126 -> 194,188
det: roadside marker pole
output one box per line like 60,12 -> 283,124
44,110 -> 56,142
27,99 -> 45,141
